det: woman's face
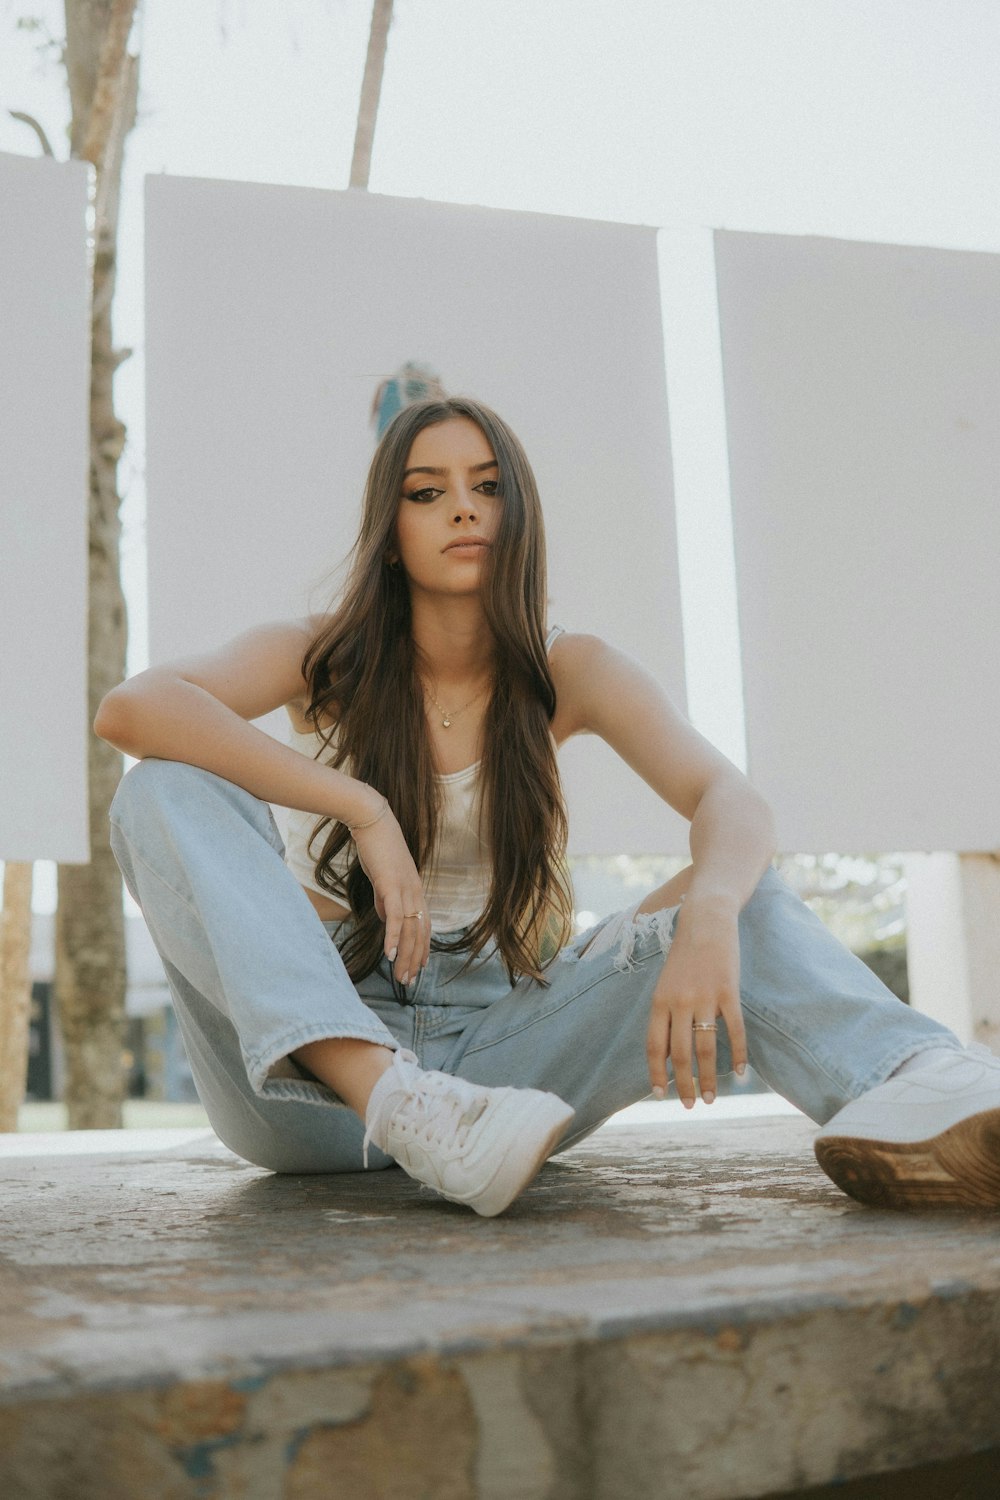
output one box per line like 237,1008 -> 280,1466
393,417 -> 501,598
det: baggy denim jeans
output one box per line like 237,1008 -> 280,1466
109,758 -> 962,1175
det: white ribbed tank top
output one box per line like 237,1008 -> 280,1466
283,625 -> 564,933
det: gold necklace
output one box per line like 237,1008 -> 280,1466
423,680 -> 487,729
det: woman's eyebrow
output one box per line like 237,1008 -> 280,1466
402,460 -> 499,479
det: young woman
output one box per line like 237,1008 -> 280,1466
98,396 -> 1000,1217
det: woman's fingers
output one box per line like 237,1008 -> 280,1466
692,1020 -> 718,1104
409,892 -> 430,972
669,1020 -> 695,1109
725,998 -> 749,1079
382,894 -> 404,971
397,903 -> 425,984
381,889 -> 430,984
351,812 -> 430,983
646,1009 -> 671,1097
650,997 -> 749,1106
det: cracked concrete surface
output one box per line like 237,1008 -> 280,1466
1,1113 -> 999,1498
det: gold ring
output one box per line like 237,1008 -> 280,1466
402,912 -> 424,920
692,1021 -> 718,1031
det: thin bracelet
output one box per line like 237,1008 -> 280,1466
347,794 -> 389,834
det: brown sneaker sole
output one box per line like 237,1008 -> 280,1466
814,1106 -> 1000,1210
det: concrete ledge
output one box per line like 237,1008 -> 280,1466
2,1111 -> 999,1498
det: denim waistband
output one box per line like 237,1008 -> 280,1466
321,916 -> 501,1007
321,917 -> 474,946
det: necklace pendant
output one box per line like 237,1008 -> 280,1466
442,717 -> 452,728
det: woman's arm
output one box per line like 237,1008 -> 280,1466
95,619 -> 430,980
550,632 -> 778,1107
94,618 -> 382,828
550,632 -> 778,898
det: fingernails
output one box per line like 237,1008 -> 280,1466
736,1063 -> 747,1077
702,1090 -> 715,1105
400,972 -> 409,986
652,1085 -> 665,1100
388,947 -> 397,962
683,1097 -> 695,1110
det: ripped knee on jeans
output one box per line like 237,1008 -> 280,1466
562,895 -> 685,973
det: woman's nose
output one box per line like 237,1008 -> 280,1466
452,490 -> 478,521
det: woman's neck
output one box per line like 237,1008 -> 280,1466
410,595 -> 495,688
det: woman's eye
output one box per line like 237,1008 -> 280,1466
476,480 -> 499,495
404,488 -> 439,503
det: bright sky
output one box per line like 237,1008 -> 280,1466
3,0 -> 1000,907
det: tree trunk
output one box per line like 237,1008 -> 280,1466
55,0 -> 139,1129
350,0 -> 394,189
0,863 -> 34,1131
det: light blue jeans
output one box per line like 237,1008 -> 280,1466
109,759 -> 962,1175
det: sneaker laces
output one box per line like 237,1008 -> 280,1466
362,1061 -> 489,1169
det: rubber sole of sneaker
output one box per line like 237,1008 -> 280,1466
814,1106 -> 1000,1209
451,1096 -> 576,1218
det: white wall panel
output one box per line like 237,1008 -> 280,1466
145,178 -> 688,853
0,152 -> 90,861
717,231 -> 1000,852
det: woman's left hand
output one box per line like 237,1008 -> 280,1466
645,897 -> 748,1108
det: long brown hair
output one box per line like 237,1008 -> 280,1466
301,395 -> 573,988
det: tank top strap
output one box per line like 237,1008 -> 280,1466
545,623 -> 565,653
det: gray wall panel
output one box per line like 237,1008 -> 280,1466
0,152 -> 90,861
718,231 -> 1000,851
145,178 -> 688,854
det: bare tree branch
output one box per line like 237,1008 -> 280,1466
7,110 -> 56,157
79,0 -> 139,167
92,46 -> 138,261
350,0 -> 394,190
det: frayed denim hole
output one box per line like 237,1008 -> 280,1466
560,893 -> 686,971
557,902 -> 641,968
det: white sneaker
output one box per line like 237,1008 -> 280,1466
814,1044 -> 1000,1209
362,1049 -> 575,1217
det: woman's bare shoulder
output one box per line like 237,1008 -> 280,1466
285,613 -> 339,733
547,630 -> 609,741
548,629 -> 608,672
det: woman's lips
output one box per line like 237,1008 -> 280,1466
443,539 -> 490,554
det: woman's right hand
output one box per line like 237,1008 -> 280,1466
351,806 -> 431,984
